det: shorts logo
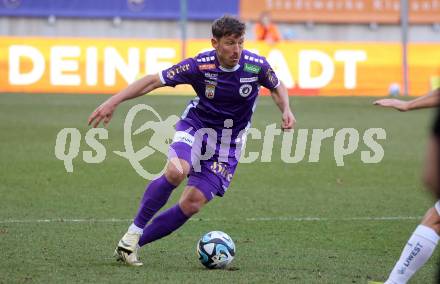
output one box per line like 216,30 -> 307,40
173,131 -> 195,146
240,77 -> 258,83
199,64 -> 216,71
205,84 -> 216,99
239,84 -> 253,97
210,161 -> 233,182
244,63 -> 261,74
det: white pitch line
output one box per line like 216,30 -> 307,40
245,216 -> 422,221
0,216 -> 422,224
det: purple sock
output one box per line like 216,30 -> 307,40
138,204 -> 189,247
133,175 -> 176,229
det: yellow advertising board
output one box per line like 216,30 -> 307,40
0,36 -> 438,96
0,36 -> 182,94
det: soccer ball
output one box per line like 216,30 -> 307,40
196,231 -> 235,269
388,83 -> 401,97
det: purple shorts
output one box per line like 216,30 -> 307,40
168,119 -> 239,201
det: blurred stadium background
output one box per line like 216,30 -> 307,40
1,1 -> 440,283
0,0 -> 439,96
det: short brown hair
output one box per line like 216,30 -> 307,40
212,15 -> 246,39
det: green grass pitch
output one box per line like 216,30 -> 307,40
0,93 -> 439,283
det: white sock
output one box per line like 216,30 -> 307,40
128,223 -> 143,234
385,225 -> 439,284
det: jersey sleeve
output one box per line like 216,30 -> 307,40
159,58 -> 198,87
258,57 -> 280,90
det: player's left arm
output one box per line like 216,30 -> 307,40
270,81 -> 296,131
258,57 -> 296,130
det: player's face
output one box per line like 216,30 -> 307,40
212,34 -> 244,69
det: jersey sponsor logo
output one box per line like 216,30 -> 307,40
198,64 -> 216,71
239,84 -> 253,97
166,69 -> 176,80
244,63 -> 261,74
240,76 -> 258,83
205,84 -> 216,99
204,72 -> 218,80
166,64 -> 190,80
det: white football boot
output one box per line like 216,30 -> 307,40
114,232 -> 143,266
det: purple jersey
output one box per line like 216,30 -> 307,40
159,49 -> 280,133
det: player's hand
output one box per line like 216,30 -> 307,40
88,99 -> 117,128
373,99 -> 409,112
282,109 -> 295,131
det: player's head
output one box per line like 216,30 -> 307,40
211,15 -> 246,69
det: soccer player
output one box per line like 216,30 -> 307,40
88,15 -> 295,266
373,88 -> 440,283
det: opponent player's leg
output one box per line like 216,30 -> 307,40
138,185 -> 208,246
385,203 -> 440,284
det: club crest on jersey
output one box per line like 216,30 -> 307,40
205,84 -> 216,99
239,84 -> 253,97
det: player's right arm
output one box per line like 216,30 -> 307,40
89,57 -> 196,128
88,74 -> 163,128
373,88 -> 440,111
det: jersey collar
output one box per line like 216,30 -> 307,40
219,64 -> 240,72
